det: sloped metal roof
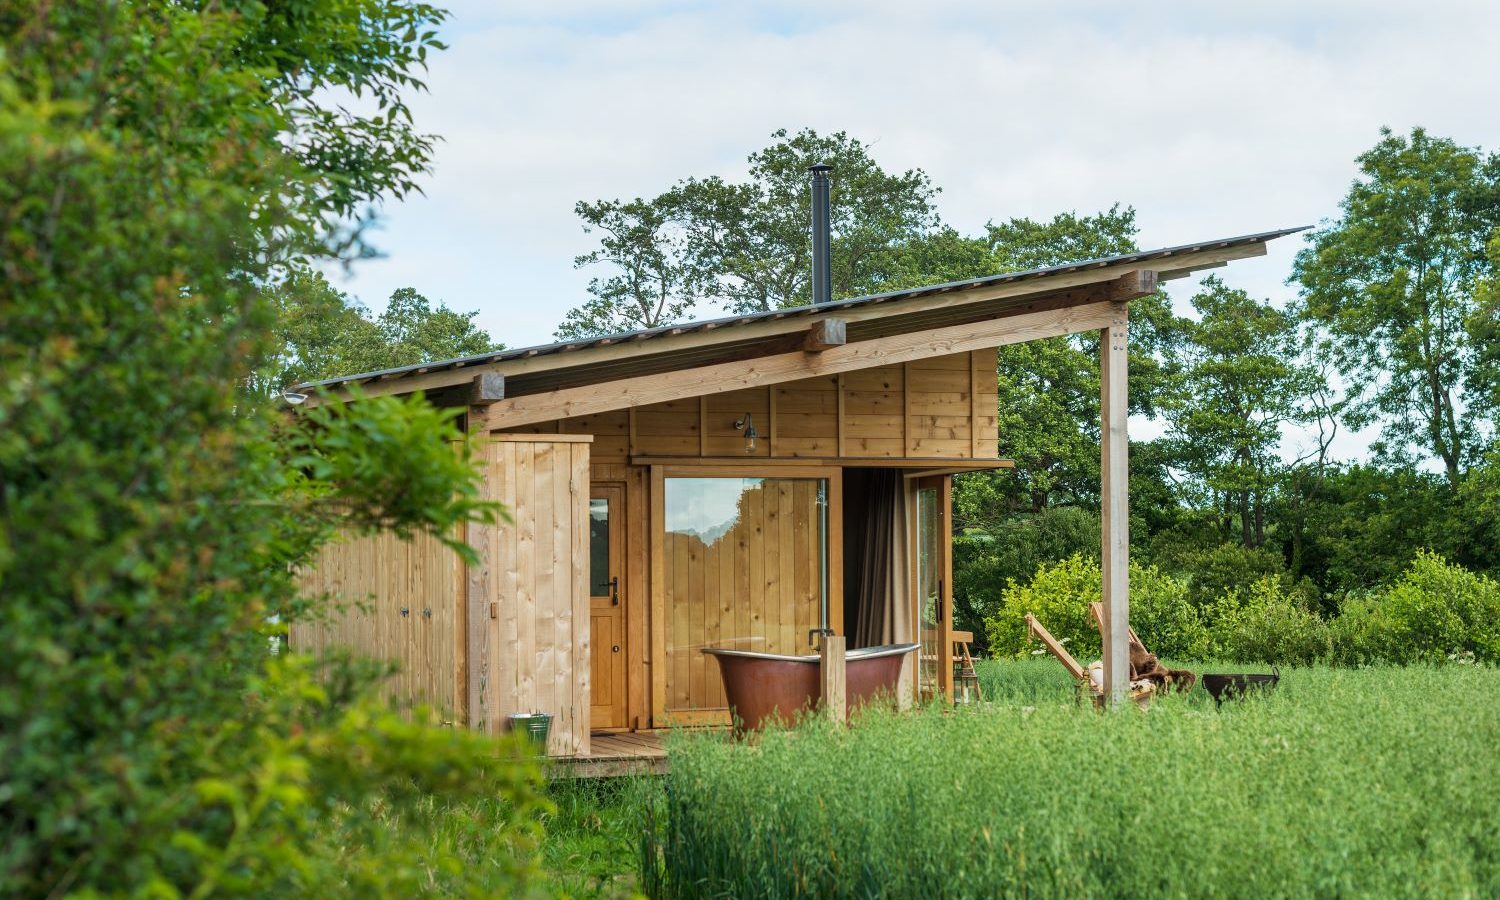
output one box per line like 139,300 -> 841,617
295,226 -> 1306,391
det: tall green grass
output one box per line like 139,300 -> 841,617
649,664 -> 1500,898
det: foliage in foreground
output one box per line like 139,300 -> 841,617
0,1 -> 549,895
650,665 -> 1500,898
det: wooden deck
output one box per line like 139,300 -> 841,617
552,731 -> 669,779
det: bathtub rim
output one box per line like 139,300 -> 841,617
700,641 -> 919,664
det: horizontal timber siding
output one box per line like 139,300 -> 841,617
500,349 -> 1001,463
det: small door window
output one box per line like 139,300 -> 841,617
589,497 -> 611,597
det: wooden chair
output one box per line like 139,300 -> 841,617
1025,612 -> 1153,709
1087,602 -> 1196,693
951,630 -> 984,703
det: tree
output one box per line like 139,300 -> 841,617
376,286 -> 498,366
556,128 -> 942,336
974,206 -> 1184,512
1,2 -> 547,895
1163,277 -> 1320,548
678,128 -> 941,313
265,275 -> 500,388
1293,127 -> 1500,486
557,194 -> 697,338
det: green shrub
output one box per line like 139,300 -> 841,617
1157,540 -> 1290,608
651,665 -> 1500,898
1204,576 -> 1332,665
1331,550 -> 1500,664
952,506 -> 1099,647
984,554 -> 1209,660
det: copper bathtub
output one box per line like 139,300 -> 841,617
702,643 -> 919,731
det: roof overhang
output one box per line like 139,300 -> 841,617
297,227 -> 1305,428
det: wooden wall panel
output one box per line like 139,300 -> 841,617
292,527 -> 463,721
527,350 -> 1001,463
774,375 -> 840,457
906,355 -> 973,458
633,399 -> 699,456
842,365 -> 906,457
483,436 -> 591,756
972,348 -> 1000,457
704,388 -> 770,457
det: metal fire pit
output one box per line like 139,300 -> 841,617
1202,668 -> 1280,706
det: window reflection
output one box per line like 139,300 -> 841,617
589,497 -> 610,596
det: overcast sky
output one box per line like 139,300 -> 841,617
332,0 -> 1500,460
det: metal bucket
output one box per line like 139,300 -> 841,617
506,712 -> 552,753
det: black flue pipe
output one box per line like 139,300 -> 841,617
809,163 -> 833,305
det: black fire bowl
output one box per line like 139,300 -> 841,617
1201,669 -> 1280,706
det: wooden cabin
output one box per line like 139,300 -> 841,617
291,228 -> 1298,757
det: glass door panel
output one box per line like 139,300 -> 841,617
661,476 -> 828,720
915,476 -> 951,701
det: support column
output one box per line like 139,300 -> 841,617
819,634 -> 847,723
1100,303 -> 1130,705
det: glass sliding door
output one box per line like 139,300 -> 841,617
657,471 -> 834,724
914,476 -> 952,701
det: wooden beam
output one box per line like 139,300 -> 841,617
1159,261 -> 1226,281
484,299 -> 1121,430
1100,302 -> 1130,706
1104,269 -> 1158,302
802,318 -> 846,351
819,634 -> 847,724
469,372 -> 506,405
309,243 -> 1265,401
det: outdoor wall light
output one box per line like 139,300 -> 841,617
280,390 -> 309,406
734,413 -> 758,454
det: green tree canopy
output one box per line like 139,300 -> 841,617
1163,276 -> 1320,547
557,128 -> 943,336
1293,126 -> 1500,486
266,274 -> 500,387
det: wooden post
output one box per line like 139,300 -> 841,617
819,634 -> 847,723
1100,303 -> 1130,706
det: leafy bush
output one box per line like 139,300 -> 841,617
1204,576 -> 1332,665
984,554 -> 1209,660
952,506 -> 1099,646
0,2 -> 551,895
1331,550 -> 1500,665
651,666 -> 1500,898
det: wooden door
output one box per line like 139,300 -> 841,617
913,475 -> 953,701
590,484 -> 628,729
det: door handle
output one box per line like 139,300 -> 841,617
937,579 -> 945,624
612,644 -> 620,653
610,576 -> 619,606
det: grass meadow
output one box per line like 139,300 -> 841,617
643,661 -> 1500,898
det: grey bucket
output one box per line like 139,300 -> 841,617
506,712 -> 552,753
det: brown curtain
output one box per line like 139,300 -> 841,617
845,470 -> 910,649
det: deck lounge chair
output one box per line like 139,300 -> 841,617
1024,613 -> 1154,709
1087,602 -> 1196,693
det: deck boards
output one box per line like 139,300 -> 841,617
553,731 -> 670,779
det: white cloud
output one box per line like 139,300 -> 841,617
328,0 -> 1500,461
